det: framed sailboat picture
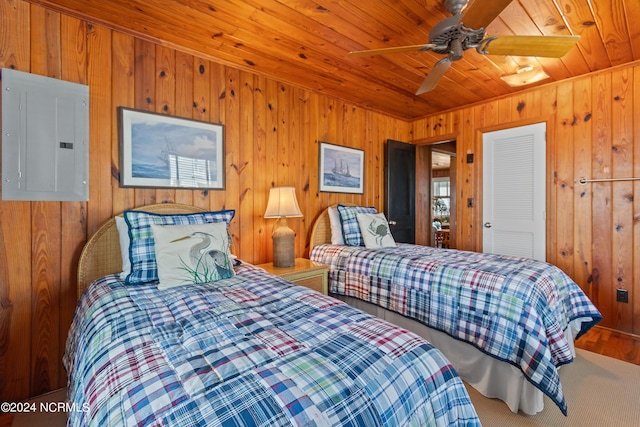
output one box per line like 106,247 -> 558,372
119,107 -> 225,189
318,142 -> 364,194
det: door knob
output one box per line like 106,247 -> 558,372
484,222 -> 492,228
388,220 -> 397,226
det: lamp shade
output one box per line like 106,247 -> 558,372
264,187 -> 303,218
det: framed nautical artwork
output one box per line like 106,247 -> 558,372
119,107 -> 225,189
318,141 -> 364,194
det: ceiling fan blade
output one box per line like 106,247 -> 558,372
348,44 -> 437,57
480,35 -> 580,57
460,0 -> 513,30
416,57 -> 452,95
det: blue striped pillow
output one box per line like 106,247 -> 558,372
337,204 -> 376,246
123,209 -> 235,284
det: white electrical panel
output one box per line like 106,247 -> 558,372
2,68 -> 89,201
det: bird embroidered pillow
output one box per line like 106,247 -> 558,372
356,212 -> 396,248
151,222 -> 235,289
123,209 -> 235,285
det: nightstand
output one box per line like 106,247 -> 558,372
258,258 -> 328,295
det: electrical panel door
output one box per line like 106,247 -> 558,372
2,68 -> 89,201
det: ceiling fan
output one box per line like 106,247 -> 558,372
348,0 -> 580,95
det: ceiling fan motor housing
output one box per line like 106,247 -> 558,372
429,14 -> 485,55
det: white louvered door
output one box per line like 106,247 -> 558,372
482,122 -> 546,261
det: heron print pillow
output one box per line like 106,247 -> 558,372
356,212 -> 397,248
151,222 -> 235,289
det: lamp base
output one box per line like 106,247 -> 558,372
272,218 -> 295,268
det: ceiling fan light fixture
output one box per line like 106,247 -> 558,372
516,64 -> 534,73
500,65 -> 549,87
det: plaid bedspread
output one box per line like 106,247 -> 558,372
64,263 -> 480,426
310,244 -> 602,415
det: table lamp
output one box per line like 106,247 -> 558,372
264,186 -> 303,267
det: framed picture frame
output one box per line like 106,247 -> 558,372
318,142 -> 364,194
119,107 -> 225,189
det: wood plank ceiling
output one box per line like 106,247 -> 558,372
27,0 -> 640,120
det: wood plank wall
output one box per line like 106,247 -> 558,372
412,64 -> 639,339
0,0 -> 410,402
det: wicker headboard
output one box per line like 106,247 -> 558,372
76,203 -> 207,298
308,203 -> 356,253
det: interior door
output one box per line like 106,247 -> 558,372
482,122 -> 546,260
385,139 -> 415,243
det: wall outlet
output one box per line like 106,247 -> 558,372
616,288 -> 629,303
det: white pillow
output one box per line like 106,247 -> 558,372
151,222 -> 235,290
328,206 -> 345,245
115,216 -> 131,280
356,212 -> 396,248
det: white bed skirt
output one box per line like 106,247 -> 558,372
336,295 -> 581,415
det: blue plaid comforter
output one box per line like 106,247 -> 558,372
64,264 -> 480,426
310,244 -> 602,415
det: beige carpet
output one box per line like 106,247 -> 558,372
467,348 -> 640,426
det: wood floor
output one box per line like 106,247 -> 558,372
574,325 -> 640,365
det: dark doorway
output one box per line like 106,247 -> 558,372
384,139 -> 415,243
